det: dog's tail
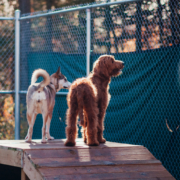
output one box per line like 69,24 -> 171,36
31,69 -> 50,89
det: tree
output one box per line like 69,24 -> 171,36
18,0 -> 30,14
169,0 -> 180,45
136,1 -> 142,51
157,0 -> 163,46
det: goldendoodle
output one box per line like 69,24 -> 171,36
64,55 -> 124,146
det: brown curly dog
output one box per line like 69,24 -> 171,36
64,55 -> 124,146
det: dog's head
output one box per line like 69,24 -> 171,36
51,67 -> 71,92
93,55 -> 124,78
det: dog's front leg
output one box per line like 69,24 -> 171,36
97,106 -> 106,144
46,114 -> 54,140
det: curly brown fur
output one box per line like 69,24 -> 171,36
64,55 -> 124,146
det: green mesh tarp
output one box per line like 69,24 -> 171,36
28,46 -> 180,179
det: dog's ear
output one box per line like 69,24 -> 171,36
56,66 -> 61,75
93,56 -> 109,77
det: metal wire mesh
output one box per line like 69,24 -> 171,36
19,9 -> 87,140
0,0 -> 179,179
20,9 -> 87,90
91,0 -> 180,53
0,20 -> 15,91
0,19 -> 15,139
89,2 -> 180,179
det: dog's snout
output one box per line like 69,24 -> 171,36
122,62 -> 125,66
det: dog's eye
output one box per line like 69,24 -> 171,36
112,59 -> 114,63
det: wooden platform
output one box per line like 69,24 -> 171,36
0,138 -> 175,180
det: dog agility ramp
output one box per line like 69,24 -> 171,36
0,139 -> 175,180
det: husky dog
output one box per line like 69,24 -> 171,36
25,67 -> 71,143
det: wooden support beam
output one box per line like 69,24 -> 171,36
21,169 -> 29,180
0,148 -> 21,167
23,154 -> 43,180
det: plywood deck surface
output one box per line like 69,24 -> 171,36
0,139 -> 175,180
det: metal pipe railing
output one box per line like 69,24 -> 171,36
19,0 -> 141,20
86,9 -> 91,76
0,17 -> 14,20
15,10 -> 20,140
0,91 -> 15,94
19,91 -> 68,95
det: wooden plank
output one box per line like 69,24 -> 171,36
45,177 -> 174,180
26,145 -> 157,169
0,139 -> 140,147
23,154 -> 43,180
42,171 -> 174,180
0,139 -> 140,150
25,146 -> 151,159
31,157 -> 160,168
0,148 -> 21,167
38,164 -> 170,176
30,152 -> 156,165
28,145 -> 158,168
21,169 -> 30,180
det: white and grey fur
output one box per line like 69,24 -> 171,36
25,67 -> 71,143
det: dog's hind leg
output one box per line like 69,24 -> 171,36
81,127 -> 86,143
64,93 -> 79,146
79,108 -> 87,143
46,113 -> 54,140
78,85 -> 99,146
25,113 -> 37,143
85,110 -> 99,146
83,99 -> 99,146
64,107 -> 79,146
80,112 -> 87,143
42,113 -> 49,143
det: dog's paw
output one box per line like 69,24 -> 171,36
25,139 -> 32,143
99,138 -> 106,144
46,133 -> 54,140
87,140 -> 99,146
47,136 -> 54,140
87,142 -> 99,146
64,140 -> 75,146
25,135 -> 31,143
41,139 -> 47,143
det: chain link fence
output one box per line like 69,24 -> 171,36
0,18 -> 15,139
0,19 -> 15,91
0,0 -> 180,179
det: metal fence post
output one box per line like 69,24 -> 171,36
15,10 -> 20,140
86,9 -> 91,76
